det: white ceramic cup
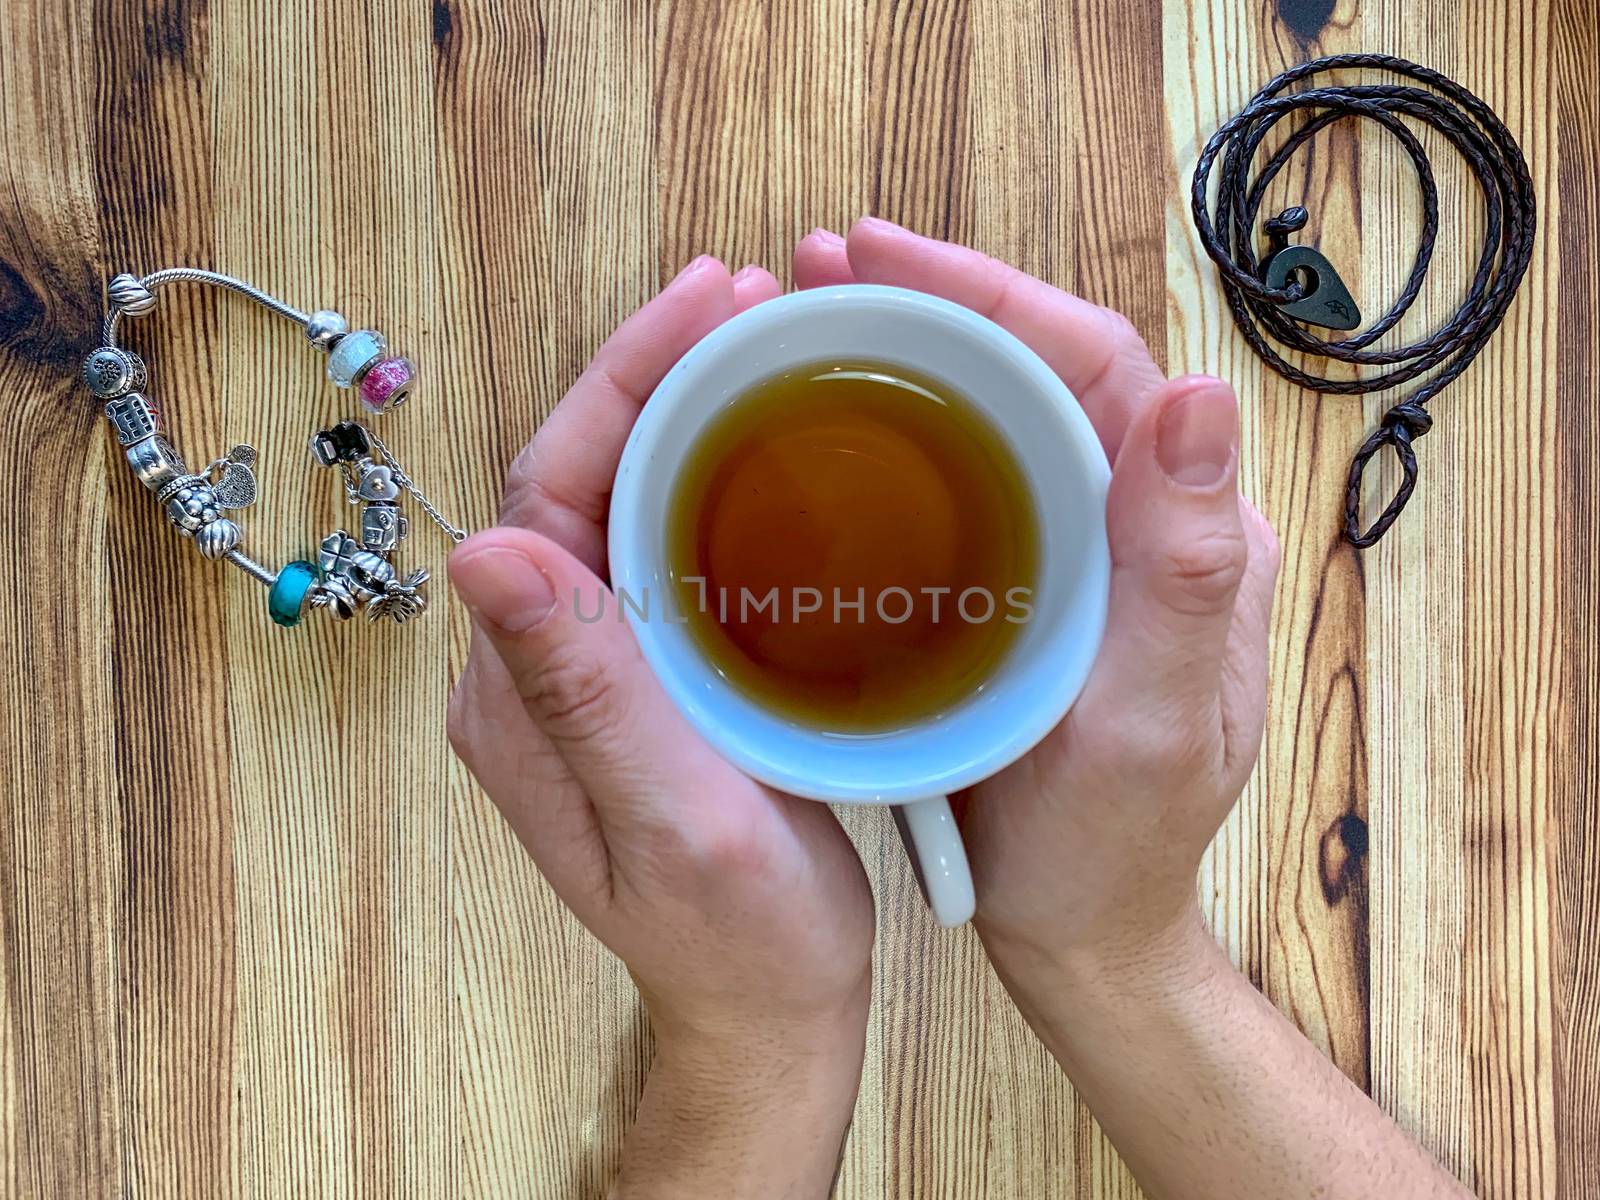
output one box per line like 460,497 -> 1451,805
608,284 -> 1111,927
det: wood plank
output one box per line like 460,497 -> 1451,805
766,0 -> 871,274
867,0 -> 972,245
0,3 -> 126,1194
1553,7 -> 1600,1196
209,1 -> 455,1194
434,2 -> 663,1196
967,5 -> 1080,1190
86,0 -> 235,1195
1169,0 -> 1376,1107
1353,4 -> 1472,1179
1456,9 -> 1563,1196
1162,0 -> 1271,1011
856,6 -> 990,1199
758,3 -> 888,1194
1245,16 -> 1377,1100
655,0 -> 772,274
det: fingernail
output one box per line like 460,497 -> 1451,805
1155,383 -> 1237,488
853,215 -> 896,235
450,546 -> 556,632
809,227 -> 844,246
670,254 -> 715,285
732,263 -> 760,282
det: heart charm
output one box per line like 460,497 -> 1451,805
214,444 -> 259,509
356,463 -> 399,502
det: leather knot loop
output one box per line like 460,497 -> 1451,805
1344,422 -> 1421,548
1380,400 -> 1434,440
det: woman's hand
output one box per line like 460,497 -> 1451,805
793,218 -> 1279,978
447,256 -> 874,1197
793,222 -> 1468,1200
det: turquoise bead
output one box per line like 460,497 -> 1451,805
268,560 -> 319,627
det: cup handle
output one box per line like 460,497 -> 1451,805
890,798 -> 976,927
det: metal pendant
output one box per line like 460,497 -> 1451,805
355,463 -> 399,502
1262,245 -> 1362,331
214,444 -> 259,509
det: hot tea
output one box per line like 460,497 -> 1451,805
665,360 -> 1039,734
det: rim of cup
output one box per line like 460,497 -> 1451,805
608,284 -> 1111,804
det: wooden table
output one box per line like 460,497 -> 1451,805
3,1 -> 1595,1195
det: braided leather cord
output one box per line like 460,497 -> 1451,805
1190,54 -> 1536,547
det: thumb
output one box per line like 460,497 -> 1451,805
448,527 -> 745,832
1085,375 -> 1248,715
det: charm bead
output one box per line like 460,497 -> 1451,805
156,473 -> 203,506
310,576 -> 358,621
108,273 -> 157,317
196,517 -> 243,560
83,347 -> 147,398
326,329 -> 385,388
268,560 -> 320,627
318,529 -> 364,577
309,420 -> 371,467
366,567 -> 431,623
105,393 -> 161,446
126,435 -> 188,490
361,502 -> 408,551
213,445 -> 259,509
305,309 -> 349,351
358,356 -> 416,412
165,480 -> 223,534
347,550 -> 396,599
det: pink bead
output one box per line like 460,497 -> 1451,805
359,356 -> 417,412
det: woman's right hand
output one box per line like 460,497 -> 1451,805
796,222 -> 1468,1200
793,218 -> 1280,984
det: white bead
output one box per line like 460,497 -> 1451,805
326,329 -> 385,387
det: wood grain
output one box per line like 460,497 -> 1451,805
1554,3 -> 1600,1190
1,1 -> 1595,1196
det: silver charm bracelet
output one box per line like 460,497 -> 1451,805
85,269 -> 468,627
